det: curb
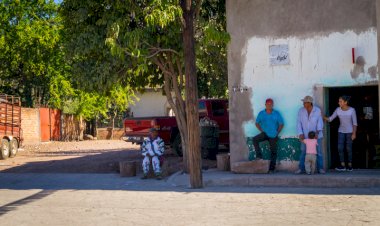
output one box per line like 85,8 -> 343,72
168,169 -> 380,188
203,173 -> 380,188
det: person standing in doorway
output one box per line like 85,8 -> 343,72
324,95 -> 358,172
253,98 -> 284,174
295,95 -> 325,174
360,95 -> 377,168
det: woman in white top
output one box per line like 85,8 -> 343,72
324,96 -> 357,172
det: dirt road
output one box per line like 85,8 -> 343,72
0,140 -> 174,173
0,140 -> 215,174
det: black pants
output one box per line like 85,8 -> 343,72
253,132 -> 278,170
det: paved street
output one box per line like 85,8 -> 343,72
1,173 -> 380,226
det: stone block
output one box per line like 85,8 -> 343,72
231,160 -> 270,174
276,160 -> 299,172
217,153 -> 230,171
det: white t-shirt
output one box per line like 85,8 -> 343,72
329,107 -> 358,133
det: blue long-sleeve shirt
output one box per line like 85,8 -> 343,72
297,106 -> 324,138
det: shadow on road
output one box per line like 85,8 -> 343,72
0,149 -> 142,173
0,190 -> 55,216
1,148 -> 380,195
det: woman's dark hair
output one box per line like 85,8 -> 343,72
308,131 -> 316,139
339,95 -> 351,103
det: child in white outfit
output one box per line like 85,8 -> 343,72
302,131 -> 318,175
141,128 -> 165,179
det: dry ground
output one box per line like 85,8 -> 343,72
0,140 -> 216,174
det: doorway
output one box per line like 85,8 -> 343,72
325,85 -> 379,169
40,108 -> 61,142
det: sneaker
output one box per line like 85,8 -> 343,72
256,154 -> 263,160
141,174 -> 148,179
306,172 -> 311,175
335,166 -> 346,171
347,167 -> 353,172
268,169 -> 275,174
294,169 -> 304,174
318,169 -> 326,174
155,174 -> 163,180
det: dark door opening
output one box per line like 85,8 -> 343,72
327,85 -> 379,169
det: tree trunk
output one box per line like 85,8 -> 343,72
111,111 -> 116,140
93,117 -> 98,138
79,115 -> 84,141
159,67 -> 189,173
181,0 -> 202,188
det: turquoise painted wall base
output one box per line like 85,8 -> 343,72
247,137 -> 301,161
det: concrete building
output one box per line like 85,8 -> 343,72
227,0 -> 380,172
129,88 -> 171,117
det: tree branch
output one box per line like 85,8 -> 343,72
167,54 -> 185,113
195,0 -> 203,20
147,47 -> 180,59
175,57 -> 184,91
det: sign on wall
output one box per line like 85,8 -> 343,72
269,44 -> 290,65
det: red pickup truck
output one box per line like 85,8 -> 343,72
123,99 -> 229,156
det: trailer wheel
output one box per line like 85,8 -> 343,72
9,139 -> 18,158
172,134 -> 183,157
0,139 -> 10,160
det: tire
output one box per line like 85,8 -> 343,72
9,139 -> 18,158
0,139 -> 10,160
172,134 -> 183,157
207,147 -> 218,160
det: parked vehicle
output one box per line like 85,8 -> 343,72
122,99 -> 229,156
0,94 -> 22,159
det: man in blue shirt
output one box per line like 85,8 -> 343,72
253,98 -> 284,173
295,95 -> 325,174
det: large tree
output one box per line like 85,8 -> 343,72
0,0 -> 64,107
61,0 -> 228,188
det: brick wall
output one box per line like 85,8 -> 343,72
21,108 -> 40,145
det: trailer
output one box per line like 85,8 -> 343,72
0,94 -> 22,159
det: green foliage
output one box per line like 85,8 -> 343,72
196,0 -> 229,98
144,0 -> 182,28
60,0 -> 229,99
61,0 -> 157,94
0,0 -> 65,107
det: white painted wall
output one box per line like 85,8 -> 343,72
242,29 -> 378,137
129,90 -> 169,117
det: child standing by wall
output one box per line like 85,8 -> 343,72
303,131 -> 318,175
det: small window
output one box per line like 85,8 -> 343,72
211,102 -> 225,116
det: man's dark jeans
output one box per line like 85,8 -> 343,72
253,132 -> 278,170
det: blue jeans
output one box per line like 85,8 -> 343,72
338,132 -> 353,164
299,138 -> 323,172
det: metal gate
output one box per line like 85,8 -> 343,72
40,108 -> 61,142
